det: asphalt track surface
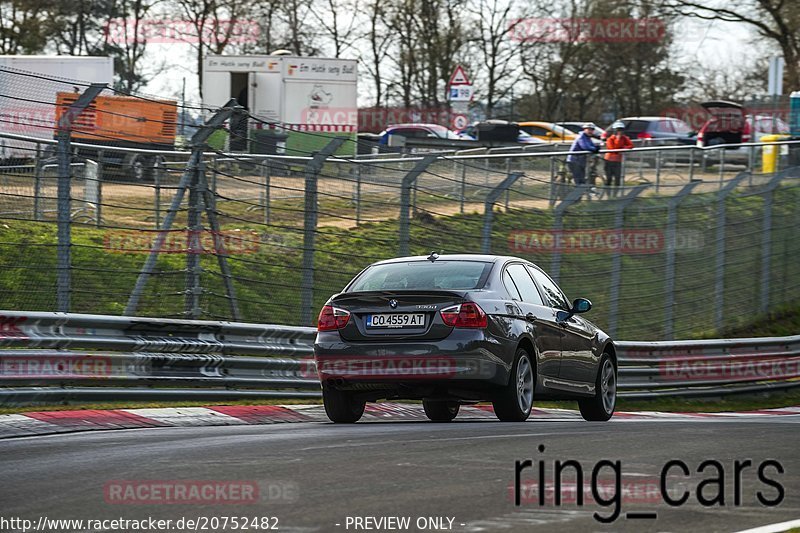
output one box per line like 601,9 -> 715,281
1,415 -> 799,533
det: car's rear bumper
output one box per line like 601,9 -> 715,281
313,329 -> 511,388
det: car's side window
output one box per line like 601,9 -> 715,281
505,264 -> 544,305
527,265 -> 569,310
502,270 -> 522,301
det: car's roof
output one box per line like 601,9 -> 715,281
385,123 -> 444,129
618,116 -> 683,121
369,254 -> 526,266
518,121 -> 557,127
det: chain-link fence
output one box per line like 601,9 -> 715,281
1,66 -> 799,340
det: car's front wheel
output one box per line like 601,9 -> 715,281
422,400 -> 459,422
493,348 -> 534,422
579,354 -> 616,421
322,386 -> 366,423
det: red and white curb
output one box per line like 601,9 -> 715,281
1,404 -> 799,439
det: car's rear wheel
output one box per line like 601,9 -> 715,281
579,354 -> 616,421
322,386 -> 365,423
493,348 -> 534,422
422,400 -> 459,422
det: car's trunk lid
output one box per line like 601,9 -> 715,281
331,290 -> 466,341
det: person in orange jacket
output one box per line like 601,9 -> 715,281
604,122 -> 634,196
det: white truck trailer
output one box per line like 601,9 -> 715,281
202,55 -> 357,156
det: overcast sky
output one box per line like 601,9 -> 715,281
142,15 -> 771,108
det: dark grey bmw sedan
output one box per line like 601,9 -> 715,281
313,254 -> 617,423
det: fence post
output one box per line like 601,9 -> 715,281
354,164 -> 362,225
125,99 -> 238,316
262,159 -> 271,226
654,149 -> 662,193
549,186 -> 588,283
460,159 -> 467,214
481,172 -> 524,253
55,83 -> 105,313
607,185 -> 649,338
95,150 -> 104,227
300,138 -> 346,326
713,172 -> 750,331
33,143 -> 43,221
663,181 -> 701,340
759,172 -> 787,314
399,155 -> 437,256
185,158 -> 202,318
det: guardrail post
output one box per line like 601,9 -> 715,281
608,185 -> 649,338
663,181 -> 701,340
481,172 -> 524,253
759,172 -> 787,314
125,100 -> 239,317
549,186 -> 588,283
713,172 -> 750,331
399,155 -> 436,256
55,82 -> 106,313
300,138 -> 346,326
688,148 -> 695,183
718,148 -> 726,189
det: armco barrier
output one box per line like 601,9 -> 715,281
1,311 -> 798,405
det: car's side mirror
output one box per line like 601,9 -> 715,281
572,298 -> 592,314
556,298 -> 592,324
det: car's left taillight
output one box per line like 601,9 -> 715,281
440,302 -> 488,328
317,305 -> 351,331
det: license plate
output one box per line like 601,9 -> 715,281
366,313 -> 425,328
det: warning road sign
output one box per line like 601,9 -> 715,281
448,65 -> 471,86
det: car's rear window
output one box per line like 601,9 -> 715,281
348,261 -> 492,292
623,120 -> 648,134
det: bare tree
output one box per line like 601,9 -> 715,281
105,0 -> 164,92
308,0 -> 359,57
0,0 -> 50,54
360,0 -> 393,106
468,0 -> 526,117
175,0 -> 250,96
666,0 -> 800,89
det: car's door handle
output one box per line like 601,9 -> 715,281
525,313 -> 536,323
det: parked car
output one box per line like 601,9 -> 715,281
378,123 -> 462,145
314,254 -> 617,423
457,120 -> 547,145
558,121 -> 605,139
610,116 -> 694,144
518,121 -> 577,142
693,100 -> 790,147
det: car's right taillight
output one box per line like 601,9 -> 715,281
742,121 -> 751,143
317,305 -> 351,331
440,302 -> 488,328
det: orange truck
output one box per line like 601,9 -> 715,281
55,92 -> 178,180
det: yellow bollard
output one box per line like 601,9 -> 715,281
761,134 -> 790,173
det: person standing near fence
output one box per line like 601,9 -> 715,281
567,123 -> 600,186
603,122 -> 634,196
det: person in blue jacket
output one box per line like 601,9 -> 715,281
566,123 -> 600,185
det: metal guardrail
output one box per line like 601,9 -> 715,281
1,311 -> 798,404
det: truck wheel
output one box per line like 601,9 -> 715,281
125,153 -> 146,181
